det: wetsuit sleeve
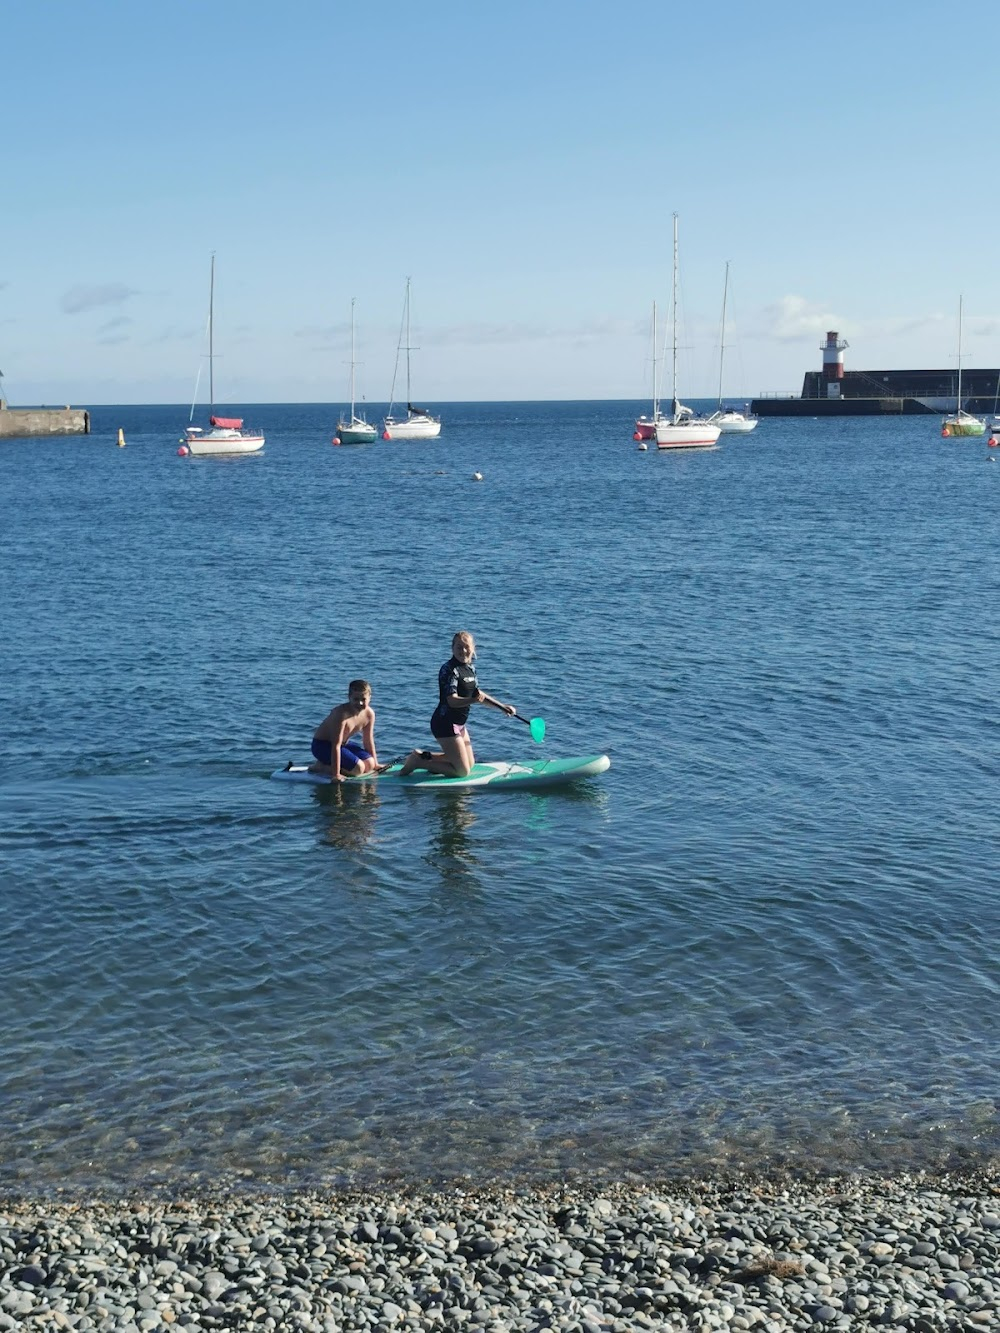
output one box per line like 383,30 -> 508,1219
440,661 -> 461,701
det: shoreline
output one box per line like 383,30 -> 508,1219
3,1170 -> 999,1330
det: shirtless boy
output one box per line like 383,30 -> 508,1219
309,680 -> 383,782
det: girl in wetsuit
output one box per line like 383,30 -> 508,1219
398,631 -> 516,777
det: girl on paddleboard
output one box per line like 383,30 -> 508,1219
398,631 -> 516,778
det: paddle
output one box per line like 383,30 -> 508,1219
483,698 -> 545,743
519,713 -> 546,744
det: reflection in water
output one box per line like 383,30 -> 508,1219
312,781 -> 382,853
423,793 -> 481,892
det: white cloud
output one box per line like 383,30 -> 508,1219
759,295 -> 846,342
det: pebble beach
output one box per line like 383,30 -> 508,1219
3,1172 -> 1000,1331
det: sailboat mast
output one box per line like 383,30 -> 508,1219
208,253 -> 215,414
652,301 -> 659,419
404,277 -> 412,407
957,295 -> 964,413
349,297 -> 357,418
671,213 -> 679,418
718,261 -> 729,410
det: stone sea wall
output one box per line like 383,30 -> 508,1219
0,406 -> 90,437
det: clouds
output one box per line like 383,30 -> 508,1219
61,283 -> 137,315
759,295 -> 845,343
97,315 -> 133,346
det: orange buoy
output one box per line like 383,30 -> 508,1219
941,427 -> 951,437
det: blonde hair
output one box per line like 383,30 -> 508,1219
452,631 -> 476,654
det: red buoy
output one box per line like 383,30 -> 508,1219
382,431 -> 391,440
177,445 -> 189,456
332,437 -> 341,446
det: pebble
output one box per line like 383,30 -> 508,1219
3,1172 -> 1000,1331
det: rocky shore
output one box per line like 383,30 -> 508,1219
2,1172 -> 1000,1331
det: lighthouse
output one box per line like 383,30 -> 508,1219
821,331 -> 849,398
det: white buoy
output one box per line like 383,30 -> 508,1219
117,427 -> 126,448
637,442 -> 648,451
472,471 -> 483,481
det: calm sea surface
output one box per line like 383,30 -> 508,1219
2,400 -> 999,1196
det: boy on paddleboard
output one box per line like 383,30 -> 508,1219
309,680 -> 386,782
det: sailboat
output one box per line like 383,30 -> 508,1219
382,278 -> 441,440
708,262 -> 758,434
633,301 -> 668,441
334,299 -> 377,445
182,254 -> 264,456
654,215 -> 721,450
941,297 -> 986,437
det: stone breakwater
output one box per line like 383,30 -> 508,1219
2,1173 -> 1000,1331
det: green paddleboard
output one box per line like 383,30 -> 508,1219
271,754 -> 610,791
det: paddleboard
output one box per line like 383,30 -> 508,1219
271,754 -> 610,791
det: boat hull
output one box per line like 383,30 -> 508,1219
654,422 -> 721,449
384,416 -> 441,440
714,414 -> 758,433
634,415 -> 666,441
336,422 -> 378,444
942,417 -> 986,437
185,430 -> 265,456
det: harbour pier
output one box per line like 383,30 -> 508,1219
0,399 -> 91,437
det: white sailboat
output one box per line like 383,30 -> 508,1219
941,297 -> 986,437
382,278 -> 441,440
334,299 -> 377,445
708,261 -> 758,434
182,254 -> 264,456
655,215 -> 721,451
633,301 -> 669,441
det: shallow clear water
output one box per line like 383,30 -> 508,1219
2,402 -> 999,1194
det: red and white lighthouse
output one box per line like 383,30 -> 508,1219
821,331 -> 849,398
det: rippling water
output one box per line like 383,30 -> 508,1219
2,401 -> 999,1194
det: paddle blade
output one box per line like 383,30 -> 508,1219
529,716 -> 546,744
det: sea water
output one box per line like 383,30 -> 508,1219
2,401 -> 999,1195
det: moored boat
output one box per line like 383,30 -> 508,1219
181,254 -> 264,456
654,408 -> 722,450
335,299 -> 378,445
942,297 -> 986,438
712,407 -> 758,434
707,263 -> 757,434
185,417 -> 265,456
655,215 -> 720,451
382,279 -> 441,440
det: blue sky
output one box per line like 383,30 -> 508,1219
4,0 -> 1000,405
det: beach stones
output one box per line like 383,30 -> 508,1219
3,1174 -> 1000,1329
